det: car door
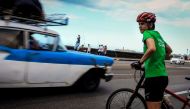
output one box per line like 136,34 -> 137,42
26,33 -> 71,83
0,29 -> 26,83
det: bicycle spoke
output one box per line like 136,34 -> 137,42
131,97 -> 145,108
106,88 -> 147,109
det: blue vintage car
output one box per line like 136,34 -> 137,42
0,18 -> 114,91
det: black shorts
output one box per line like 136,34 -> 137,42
144,76 -> 168,102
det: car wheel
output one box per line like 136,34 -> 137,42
80,73 -> 100,92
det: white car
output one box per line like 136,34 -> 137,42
0,16 -> 114,91
170,56 -> 185,65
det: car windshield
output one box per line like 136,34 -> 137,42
56,38 -> 67,51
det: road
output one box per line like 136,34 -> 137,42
0,61 -> 189,109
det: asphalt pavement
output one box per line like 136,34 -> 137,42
0,60 -> 189,109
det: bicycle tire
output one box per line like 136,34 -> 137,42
106,88 -> 147,109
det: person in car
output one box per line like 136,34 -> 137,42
29,36 -> 40,50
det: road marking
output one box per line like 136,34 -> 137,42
166,65 -> 190,69
166,65 -> 175,68
177,67 -> 190,69
165,90 -> 189,97
107,73 -> 133,76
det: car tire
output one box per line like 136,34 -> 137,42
79,73 -> 100,92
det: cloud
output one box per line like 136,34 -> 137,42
98,0 -> 190,27
62,0 -> 95,7
159,17 -> 190,27
41,0 -> 64,9
41,0 -> 65,14
62,0 -> 110,10
68,14 -> 83,20
61,0 -> 190,11
48,0 -> 190,27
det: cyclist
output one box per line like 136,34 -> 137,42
132,12 -> 172,109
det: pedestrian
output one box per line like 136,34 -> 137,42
103,45 -> 107,56
98,44 -> 104,55
74,35 -> 80,51
131,12 -> 172,109
87,44 -> 91,53
97,45 -> 101,55
79,44 -> 86,52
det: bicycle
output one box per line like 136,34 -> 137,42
106,67 -> 190,109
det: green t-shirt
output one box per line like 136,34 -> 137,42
143,30 -> 168,78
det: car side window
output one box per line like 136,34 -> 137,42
29,32 -> 55,51
0,28 -> 24,49
29,33 -> 41,50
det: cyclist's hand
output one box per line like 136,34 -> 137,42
131,61 -> 142,70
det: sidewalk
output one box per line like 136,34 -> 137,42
113,57 -> 139,61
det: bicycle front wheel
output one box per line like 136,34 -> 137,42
106,88 -> 147,109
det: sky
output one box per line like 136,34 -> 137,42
40,0 -> 190,55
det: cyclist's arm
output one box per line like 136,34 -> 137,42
165,44 -> 172,57
140,38 -> 156,64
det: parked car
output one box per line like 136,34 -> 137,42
0,16 -> 114,91
170,56 -> 185,65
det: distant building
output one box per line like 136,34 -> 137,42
115,49 -> 141,53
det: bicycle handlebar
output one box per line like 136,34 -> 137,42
130,61 -> 145,71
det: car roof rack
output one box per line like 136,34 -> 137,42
0,13 -> 69,27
